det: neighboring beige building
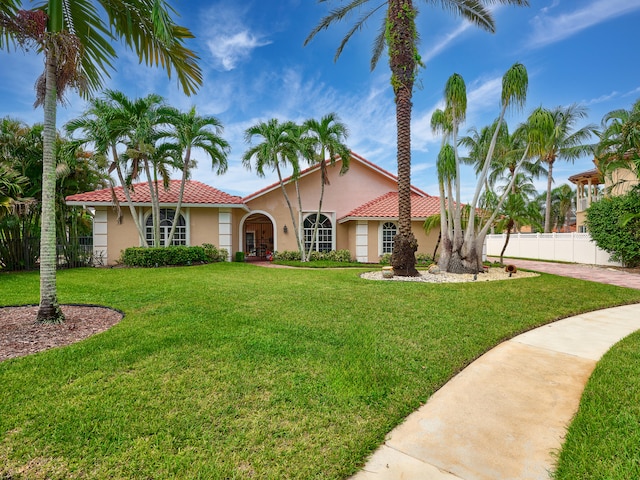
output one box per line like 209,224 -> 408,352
569,161 -> 639,232
66,152 -> 441,265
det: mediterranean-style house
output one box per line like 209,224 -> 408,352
569,160 -> 639,232
65,152 -> 441,265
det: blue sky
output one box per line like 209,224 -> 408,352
2,0 -> 640,201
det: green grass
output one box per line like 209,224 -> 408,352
553,329 -> 640,479
1,263 -> 640,479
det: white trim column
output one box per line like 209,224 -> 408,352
93,208 -> 108,266
219,208 -> 233,261
356,221 -> 368,263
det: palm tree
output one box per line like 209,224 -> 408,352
112,92 -> 167,246
549,183 -> 576,232
243,119 -> 305,259
301,113 -> 350,257
529,104 -> 597,233
66,93 -> 148,246
596,98 -> 640,187
305,0 -> 529,276
1,0 -> 201,322
431,63 -> 531,273
158,106 -> 230,246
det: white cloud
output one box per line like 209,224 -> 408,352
584,91 -> 619,106
207,31 -> 271,71
421,22 -> 471,64
199,3 -> 272,71
528,0 -> 640,49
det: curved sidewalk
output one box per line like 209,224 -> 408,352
351,260 -> 640,480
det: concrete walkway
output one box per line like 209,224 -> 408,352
487,258 -> 640,290
351,261 -> 640,480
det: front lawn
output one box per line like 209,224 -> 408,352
1,263 -> 639,479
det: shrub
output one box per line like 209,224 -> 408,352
235,251 -> 245,262
586,190 -> 640,267
273,250 -> 354,262
273,250 -> 302,261
202,243 -> 228,262
415,253 -> 432,266
380,252 -> 431,265
379,253 -> 392,265
122,246 -> 208,267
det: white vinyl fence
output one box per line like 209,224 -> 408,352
485,232 -> 622,266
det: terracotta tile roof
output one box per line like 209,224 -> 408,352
339,192 -> 442,222
65,180 -> 245,206
243,151 -> 431,202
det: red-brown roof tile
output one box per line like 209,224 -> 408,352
339,192 -> 442,222
65,180 -> 244,206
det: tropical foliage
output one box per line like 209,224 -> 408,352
430,63 -> 537,273
596,98 -> 640,190
243,115 -> 351,261
585,187 -> 640,267
528,104 -> 597,232
305,0 -> 529,276
0,117 -> 106,271
67,91 -> 230,249
0,0 -> 201,322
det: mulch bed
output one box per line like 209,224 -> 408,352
0,305 -> 124,362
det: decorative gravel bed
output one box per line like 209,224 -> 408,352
361,267 -> 539,283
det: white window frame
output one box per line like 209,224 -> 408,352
302,212 -> 335,253
379,221 -> 397,256
143,208 -> 189,247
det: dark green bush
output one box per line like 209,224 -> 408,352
586,190 -> 640,267
234,251 -> 245,262
121,246 -> 208,267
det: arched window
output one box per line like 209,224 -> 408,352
145,209 -> 186,246
381,222 -> 397,254
303,213 -> 333,253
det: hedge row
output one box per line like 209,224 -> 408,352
272,249 -> 353,262
121,244 -> 228,267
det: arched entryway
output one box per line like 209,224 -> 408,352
242,213 -> 275,260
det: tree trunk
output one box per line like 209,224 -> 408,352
307,159 -> 327,259
167,147 -> 190,246
544,159 -> 554,233
499,220 -> 514,265
277,163 -> 304,260
113,146 -> 148,246
389,0 -> 418,276
37,52 -> 64,323
143,159 -> 160,246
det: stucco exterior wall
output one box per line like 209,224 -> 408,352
244,158 -> 401,255
189,207 -> 219,246
106,206 -> 141,264
606,167 -> 639,196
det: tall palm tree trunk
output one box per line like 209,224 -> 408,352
37,52 -> 63,323
167,147 -> 190,246
544,159 -> 554,232
389,0 -> 418,276
112,145 -> 148,246
143,159 -> 161,245
276,163 -> 304,260
307,159 -> 327,259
